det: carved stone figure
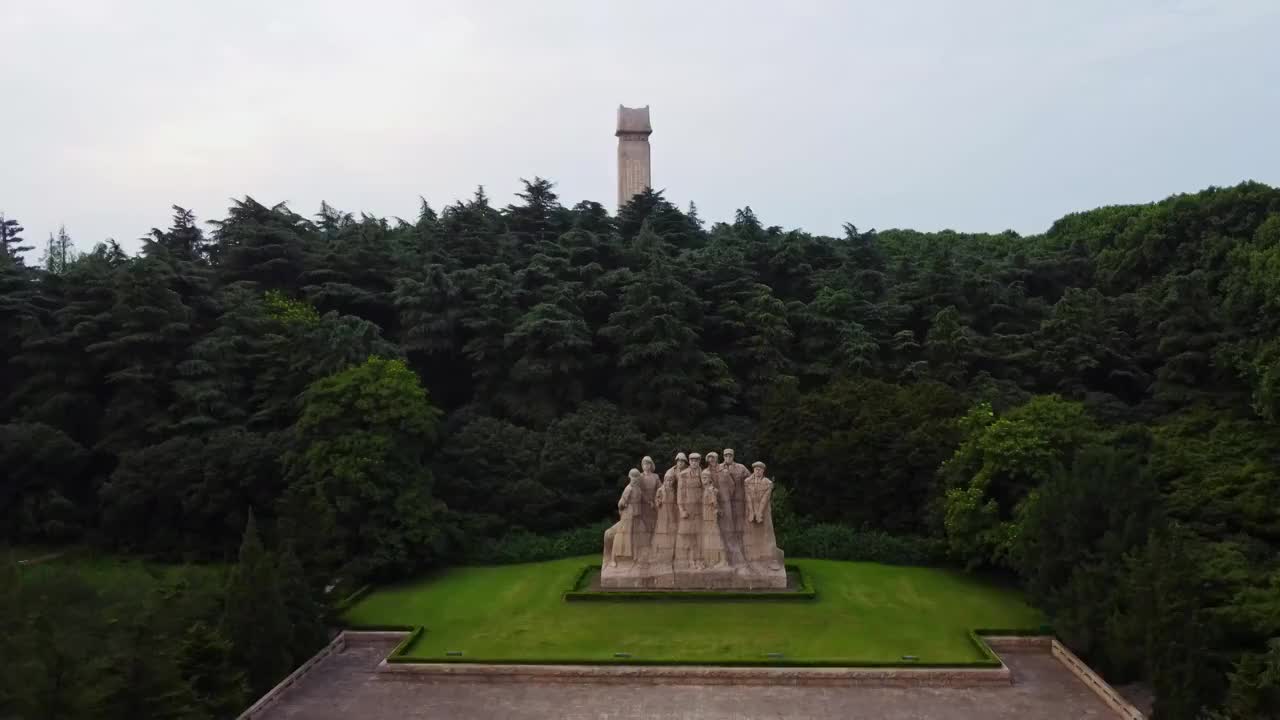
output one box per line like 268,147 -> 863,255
719,448 -> 748,564
636,456 -> 660,560
604,469 -> 643,567
700,467 -> 726,567
743,461 -> 784,571
676,452 -> 704,568
650,465 -> 678,565
600,446 -> 786,590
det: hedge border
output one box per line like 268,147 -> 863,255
562,564 -> 816,602
379,626 -> 1043,669
340,566 -> 1047,669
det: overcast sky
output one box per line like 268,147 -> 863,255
3,0 -> 1278,253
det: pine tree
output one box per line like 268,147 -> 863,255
0,213 -> 30,261
600,253 -> 735,424
277,542 -> 329,662
178,622 -> 248,720
39,225 -> 76,274
210,197 -> 312,291
505,177 -> 569,253
223,510 -> 292,696
97,610 -> 197,720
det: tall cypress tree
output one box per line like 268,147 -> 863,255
222,510 -> 292,696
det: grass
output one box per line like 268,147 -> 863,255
11,547 -> 227,593
342,556 -> 1043,664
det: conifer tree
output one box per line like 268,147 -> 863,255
39,225 -> 76,274
178,621 -> 247,720
276,541 -> 329,662
223,510 -> 292,696
0,213 -> 29,260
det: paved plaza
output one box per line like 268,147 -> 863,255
252,635 -> 1124,719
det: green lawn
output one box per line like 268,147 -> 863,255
342,556 -> 1043,664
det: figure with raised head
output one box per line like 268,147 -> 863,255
603,469 -> 642,568
676,452 -> 704,568
743,461 -> 783,571
700,462 -> 726,567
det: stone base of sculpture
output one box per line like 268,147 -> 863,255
600,449 -> 787,591
600,558 -> 787,590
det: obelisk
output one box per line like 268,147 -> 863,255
616,105 -> 652,209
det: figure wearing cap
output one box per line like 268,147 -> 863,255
676,452 -> 704,567
743,461 -> 783,570
719,448 -> 749,563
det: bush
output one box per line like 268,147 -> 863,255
778,523 -> 945,566
463,521 -> 610,565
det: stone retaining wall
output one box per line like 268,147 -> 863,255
237,632 -> 348,720
983,635 -> 1052,651
1050,639 -> 1145,720
378,659 -> 1013,687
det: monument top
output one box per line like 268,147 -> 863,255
616,105 -> 652,136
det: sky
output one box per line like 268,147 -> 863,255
2,0 -> 1279,254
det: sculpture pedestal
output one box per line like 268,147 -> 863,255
599,557 -> 786,590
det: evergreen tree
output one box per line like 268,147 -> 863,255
600,253 -> 734,424
211,197 -> 312,291
0,212 -> 30,260
97,609 -> 197,720
39,224 -> 77,274
178,622 -> 247,720
276,542 -> 329,662
222,510 -> 292,696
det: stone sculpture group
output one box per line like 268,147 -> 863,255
601,448 -> 786,589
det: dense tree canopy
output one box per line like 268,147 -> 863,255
4,179 -> 1280,717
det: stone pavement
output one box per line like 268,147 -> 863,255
254,635 -> 1121,720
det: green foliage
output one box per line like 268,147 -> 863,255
222,512 -> 292,696
4,181 -> 1280,715
3,554 -> 235,720
757,378 -> 965,532
0,422 -> 92,542
263,289 -> 320,325
940,396 -> 1102,568
178,621 -> 247,719
463,521 -> 609,565
777,525 -> 946,566
285,356 -> 450,579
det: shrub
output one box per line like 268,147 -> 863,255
777,523 -> 945,566
463,521 -> 610,565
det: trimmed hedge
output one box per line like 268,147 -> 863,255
380,627 -> 1051,668
463,522 -> 609,565
562,564 -> 816,602
777,524 -> 945,566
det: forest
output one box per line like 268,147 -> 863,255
3,179 -> 1280,718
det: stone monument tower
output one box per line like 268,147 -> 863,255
616,105 -> 652,209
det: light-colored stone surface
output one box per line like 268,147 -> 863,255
251,634 -> 1131,720
616,105 -> 652,208
601,449 -> 786,590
